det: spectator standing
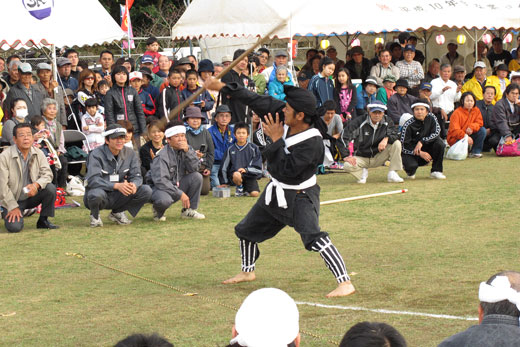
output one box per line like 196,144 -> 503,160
181,70 -> 214,123
129,71 -> 156,118
104,65 -> 146,146
511,35 -> 520,59
143,36 -> 162,74
33,63 -> 67,127
5,59 -> 21,88
4,63 -> 44,119
157,55 -> 172,79
80,98 -> 105,150
97,50 -> 114,83
487,37 -> 513,70
447,92 -> 486,158
326,46 -> 344,66
370,49 -> 400,86
466,41 -> 493,77
268,65 -> 293,101
308,57 -> 335,108
396,45 -> 424,93
249,56 -> 267,96
431,64 -> 461,115
0,123 -> 58,232
221,49 -> 253,124
487,64 -> 510,95
139,67 -> 160,101
261,50 -> 294,88
56,57 -> 78,93
334,68 -> 357,122
345,46 -> 372,81
440,41 -> 465,67
257,47 -> 270,73
208,105 -> 235,188
76,69 -> 99,116
407,35 -> 425,65
41,98 -> 68,188
156,69 -> 183,121
64,49 -> 81,80
141,55 -> 165,89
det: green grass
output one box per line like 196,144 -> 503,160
1,153 -> 519,346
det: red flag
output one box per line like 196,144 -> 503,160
126,0 -> 134,10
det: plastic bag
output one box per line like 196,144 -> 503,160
66,175 -> 85,196
446,135 -> 468,160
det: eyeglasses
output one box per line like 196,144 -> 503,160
85,76 -> 95,80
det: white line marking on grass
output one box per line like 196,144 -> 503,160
295,301 -> 478,321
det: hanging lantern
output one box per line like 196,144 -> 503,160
436,34 -> 445,45
351,38 -> 361,47
482,33 -> 492,45
374,37 -> 384,45
504,33 -> 513,44
456,34 -> 466,45
291,39 -> 298,59
320,40 -> 330,50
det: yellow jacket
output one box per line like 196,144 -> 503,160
461,76 -> 502,104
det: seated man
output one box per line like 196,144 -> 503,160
147,120 -> 205,221
343,101 -> 403,184
476,86 -> 496,151
400,99 -> 446,180
488,83 -> 520,151
0,123 -> 58,232
228,288 -> 300,347
219,122 -> 263,197
84,124 -> 152,227
439,271 -> 520,347
387,78 -> 418,124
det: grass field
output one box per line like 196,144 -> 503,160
1,153 -> 519,346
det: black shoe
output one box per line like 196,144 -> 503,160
36,219 -> 60,229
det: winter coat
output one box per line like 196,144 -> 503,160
447,107 -> 484,145
105,85 -> 146,135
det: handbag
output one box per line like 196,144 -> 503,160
496,137 -> 520,157
445,135 -> 468,160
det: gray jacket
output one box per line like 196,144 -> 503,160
4,81 -> 45,119
438,314 -> 520,347
33,82 -> 67,126
146,145 -> 200,200
185,128 -> 215,170
490,97 -> 520,137
85,144 -> 143,192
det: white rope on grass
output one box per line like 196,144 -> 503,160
295,301 -> 478,321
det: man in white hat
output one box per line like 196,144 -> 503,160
461,62 -> 502,103
439,271 -> 520,346
229,288 -> 300,347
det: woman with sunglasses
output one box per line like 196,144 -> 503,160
76,69 -> 99,116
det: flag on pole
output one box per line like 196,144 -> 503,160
120,4 -> 135,49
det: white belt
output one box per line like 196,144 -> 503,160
265,175 -> 317,209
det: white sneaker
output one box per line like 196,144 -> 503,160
406,174 -> 416,180
108,211 -> 132,225
387,170 -> 404,183
430,171 -> 446,180
357,168 -> 368,184
181,208 -> 205,219
90,215 -> 103,228
152,207 -> 166,222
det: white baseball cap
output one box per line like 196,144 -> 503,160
129,71 -> 143,81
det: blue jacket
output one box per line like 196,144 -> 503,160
208,124 -> 235,164
219,142 -> 262,184
59,75 -> 78,94
268,79 -> 293,101
355,85 -> 377,117
181,87 -> 215,122
143,84 -> 160,101
308,73 -> 334,108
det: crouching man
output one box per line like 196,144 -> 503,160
147,120 -> 205,221
342,100 -> 404,184
0,123 -> 58,232
84,124 -> 152,227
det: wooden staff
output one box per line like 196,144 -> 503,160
166,21 -> 288,124
320,189 -> 408,206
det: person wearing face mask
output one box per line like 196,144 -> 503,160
2,98 -> 29,145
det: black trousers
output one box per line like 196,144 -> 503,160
235,191 -> 328,251
488,125 -> 520,151
84,185 -> 152,219
402,138 -> 445,176
2,183 -> 56,233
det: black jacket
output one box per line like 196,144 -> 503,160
345,59 -> 373,81
490,97 -> 520,137
105,85 -> 146,135
342,114 -> 399,158
476,100 -> 494,129
4,82 -> 45,119
155,84 -> 183,121
400,114 -> 441,155
220,69 -> 253,124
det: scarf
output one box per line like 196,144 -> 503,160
185,123 -> 203,135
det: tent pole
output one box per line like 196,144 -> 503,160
423,30 -> 427,66
51,44 -> 58,82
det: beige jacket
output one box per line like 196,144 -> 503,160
0,145 -> 53,211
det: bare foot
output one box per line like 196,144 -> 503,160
326,281 -> 356,298
222,271 -> 256,284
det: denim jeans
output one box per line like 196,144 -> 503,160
210,164 -> 221,188
470,127 -> 487,155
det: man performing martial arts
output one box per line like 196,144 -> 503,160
205,77 -> 355,297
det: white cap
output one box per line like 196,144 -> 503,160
129,71 -> 143,81
510,71 -> 520,79
221,55 -> 233,63
474,61 -> 486,69
232,288 -> 299,347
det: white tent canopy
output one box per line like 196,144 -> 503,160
0,0 -> 125,50
172,0 -> 520,40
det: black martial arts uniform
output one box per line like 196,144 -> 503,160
222,82 -> 350,284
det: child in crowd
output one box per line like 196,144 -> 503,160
139,119 -> 165,177
31,115 -> 61,184
96,80 -> 109,111
376,74 -> 397,105
219,122 -> 262,197
208,104 -> 235,188
181,69 -> 214,123
117,120 -> 135,149
143,36 -> 162,74
129,71 -> 156,117
334,68 -> 357,123
184,107 -> 214,196
81,98 -> 105,150
268,65 -> 293,101
308,57 -> 336,108
156,69 -> 183,121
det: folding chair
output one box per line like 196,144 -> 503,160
63,130 -> 91,165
